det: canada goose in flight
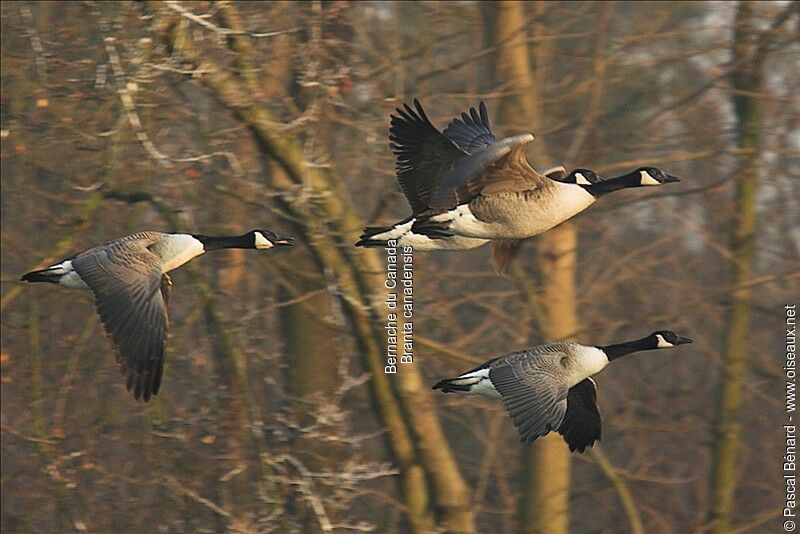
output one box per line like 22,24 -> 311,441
433,330 -> 692,452
355,165 -> 592,251
360,99 -> 680,245
21,230 -> 294,402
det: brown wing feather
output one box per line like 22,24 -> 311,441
488,349 -> 569,443
72,236 -> 169,402
431,136 -> 546,209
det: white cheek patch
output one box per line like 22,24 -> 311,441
640,170 -> 661,186
656,334 -> 674,348
575,172 -> 591,186
254,232 -> 274,249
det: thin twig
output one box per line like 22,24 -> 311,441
164,1 -> 299,39
104,36 -> 172,167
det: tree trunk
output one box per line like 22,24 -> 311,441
706,2 -> 763,531
158,6 -> 475,531
481,3 -> 574,533
520,226 -> 578,534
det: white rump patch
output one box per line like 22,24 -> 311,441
445,205 -> 496,238
254,231 -> 274,249
639,170 -> 661,186
48,259 -> 74,275
372,219 -> 415,241
454,368 -> 501,399
655,334 -> 674,348
51,260 -> 89,290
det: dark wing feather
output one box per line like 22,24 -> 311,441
489,354 -> 568,443
429,134 -> 542,209
442,101 -> 498,153
557,378 -> 601,452
389,99 -> 467,214
72,239 -> 169,402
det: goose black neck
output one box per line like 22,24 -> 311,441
193,233 -> 252,251
598,336 -> 655,361
581,171 -> 639,197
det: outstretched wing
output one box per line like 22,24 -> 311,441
389,99 -> 467,214
557,378 -> 601,452
489,349 -> 569,443
443,101 -> 498,154
430,133 -> 543,209
72,237 -> 169,401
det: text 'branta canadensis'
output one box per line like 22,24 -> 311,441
358,99 -> 681,250
21,230 -> 294,402
432,330 -> 692,452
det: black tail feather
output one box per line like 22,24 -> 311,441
412,219 -> 454,239
20,269 -> 60,284
432,377 -> 471,393
355,238 -> 388,248
355,225 -> 395,247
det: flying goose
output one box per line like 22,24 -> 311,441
361,99 -> 681,245
432,330 -> 692,452
355,165 -> 590,251
21,230 -> 294,401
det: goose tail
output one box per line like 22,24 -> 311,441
355,225 -> 397,247
355,217 -> 416,247
21,267 -> 63,284
432,376 -> 478,394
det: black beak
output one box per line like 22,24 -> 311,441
663,173 -> 681,183
675,334 -> 693,345
275,236 -> 295,246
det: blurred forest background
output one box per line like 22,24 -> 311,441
1,1 -> 799,533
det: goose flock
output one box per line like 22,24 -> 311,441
21,98 -> 691,453
360,99 -> 692,451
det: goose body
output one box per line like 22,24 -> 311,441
360,99 -> 681,244
356,165 -> 581,251
428,177 -> 597,239
21,229 -> 293,401
433,330 -> 692,452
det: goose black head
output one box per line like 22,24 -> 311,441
599,329 -> 692,360
251,230 -> 295,249
636,167 -> 681,186
649,330 -> 693,348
